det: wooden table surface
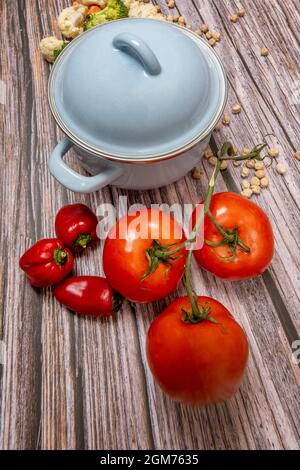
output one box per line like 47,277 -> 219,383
0,0 -> 299,450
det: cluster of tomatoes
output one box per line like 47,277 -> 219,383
20,179 -> 274,406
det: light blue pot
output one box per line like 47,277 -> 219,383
48,18 -> 227,193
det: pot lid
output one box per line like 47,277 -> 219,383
49,18 -> 227,161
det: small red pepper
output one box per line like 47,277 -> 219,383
53,276 -> 123,317
19,239 -> 74,288
55,204 -> 99,252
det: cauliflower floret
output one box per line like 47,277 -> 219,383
58,4 -> 88,39
128,1 -> 166,20
77,0 -> 106,5
39,36 -> 64,63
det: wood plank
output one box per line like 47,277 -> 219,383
0,0 -> 153,450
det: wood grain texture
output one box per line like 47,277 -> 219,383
0,0 -> 299,450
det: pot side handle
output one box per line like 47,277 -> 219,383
48,137 -> 122,193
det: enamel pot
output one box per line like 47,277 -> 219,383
48,18 -> 227,193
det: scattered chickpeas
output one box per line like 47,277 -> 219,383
201,23 -> 209,33
294,150 -> 300,160
276,163 -> 287,175
255,169 -> 266,179
260,177 -> 269,188
254,161 -> 264,170
232,104 -> 242,114
206,31 -> 212,39
242,180 -> 250,189
178,16 -> 185,25
233,160 -> 242,167
237,7 -> 246,17
209,38 -> 216,47
220,160 -> 228,171
250,176 -> 260,186
241,167 -> 250,178
268,148 -> 279,158
208,156 -> 217,166
246,159 -> 256,169
192,168 -> 202,179
167,15 -> 174,22
213,32 -> 221,41
230,14 -> 239,23
241,188 -> 253,198
251,186 -> 261,195
261,47 -> 269,57
167,0 -> 175,8
194,29 -> 203,36
186,24 -> 193,30
173,15 -> 179,22
222,114 -> 231,125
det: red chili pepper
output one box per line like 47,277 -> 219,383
19,239 -> 74,288
55,204 -> 99,252
53,276 -> 123,317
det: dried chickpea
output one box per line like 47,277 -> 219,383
237,7 -> 246,17
276,163 -> 287,175
294,151 -> 300,160
167,0 -> 175,8
268,148 -> 279,158
230,14 -> 238,23
242,180 -> 250,189
206,31 -> 212,39
261,47 -> 269,57
254,161 -> 264,170
192,168 -> 202,179
233,160 -> 242,167
222,114 -> 231,126
209,38 -> 216,47
241,188 -> 253,198
251,186 -> 261,195
260,177 -> 269,188
204,148 -> 214,160
186,24 -> 193,30
232,104 -> 242,114
213,32 -> 221,41
250,176 -> 260,186
214,122 -> 222,132
201,24 -> 209,33
173,15 -> 179,22
220,160 -> 228,171
255,169 -> 266,179
194,29 -> 203,36
242,148 -> 251,156
246,159 -> 256,169
241,167 -> 250,178
178,16 -> 185,25
167,15 -> 174,22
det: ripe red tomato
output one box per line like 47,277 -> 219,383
103,208 -> 186,303
192,192 -> 274,281
147,296 -> 249,405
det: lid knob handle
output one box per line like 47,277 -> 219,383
113,32 -> 161,76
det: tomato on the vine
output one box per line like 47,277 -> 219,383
147,296 -> 249,405
103,208 -> 187,303
191,192 -> 274,281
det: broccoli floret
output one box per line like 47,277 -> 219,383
84,0 -> 128,30
53,41 -> 70,61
